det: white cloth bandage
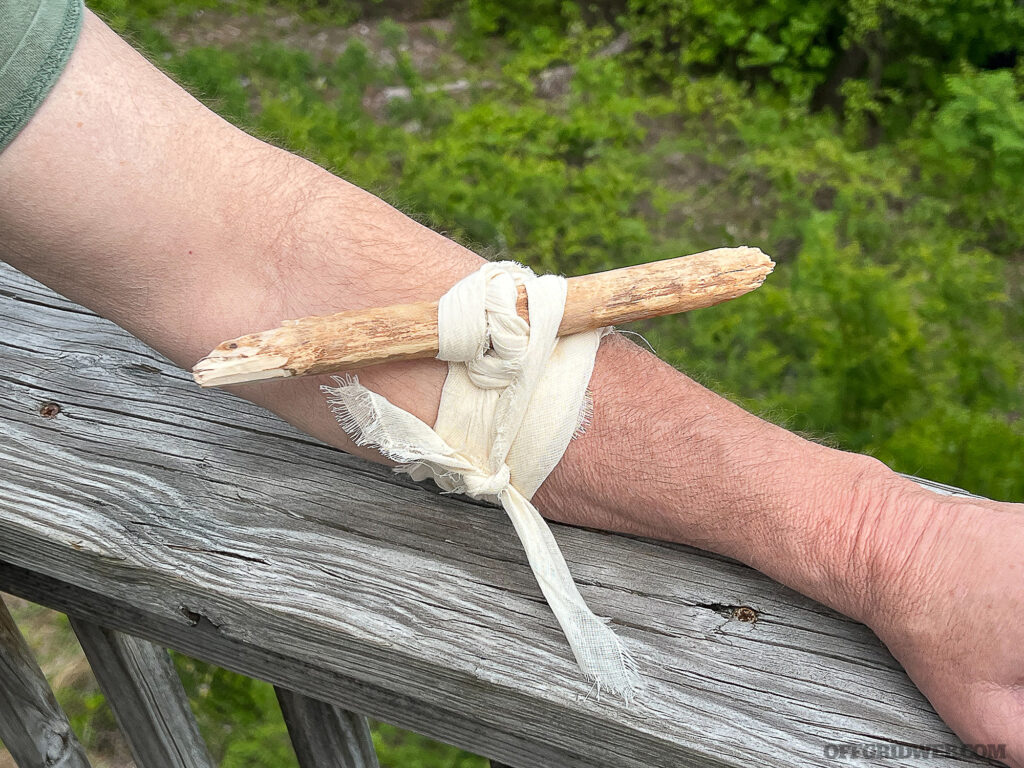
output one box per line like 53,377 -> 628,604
322,261 -> 641,701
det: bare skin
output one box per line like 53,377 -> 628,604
1,11 -> 1022,763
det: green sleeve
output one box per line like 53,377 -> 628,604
0,0 -> 84,153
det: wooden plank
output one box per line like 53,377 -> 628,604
275,687 -> 379,768
0,262 -> 1000,768
0,596 -> 91,768
0,563 -> 588,768
68,618 -> 214,768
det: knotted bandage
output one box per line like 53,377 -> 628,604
322,261 -> 641,701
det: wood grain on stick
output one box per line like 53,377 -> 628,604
192,246 -> 773,387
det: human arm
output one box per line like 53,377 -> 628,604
2,10 -> 1022,762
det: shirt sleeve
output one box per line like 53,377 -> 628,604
0,0 -> 84,153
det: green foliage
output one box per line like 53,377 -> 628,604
465,0 -> 1024,135
373,723 -> 489,768
394,57 -> 666,273
623,0 -> 840,104
916,69 -> 1024,254
89,0 -> 373,32
172,654 -> 296,766
461,0 -> 577,46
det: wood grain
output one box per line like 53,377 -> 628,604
0,597 -> 91,768
69,619 -> 214,768
0,263 -> 1000,768
276,687 -> 380,768
192,247 -> 773,387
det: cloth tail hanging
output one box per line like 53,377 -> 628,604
322,261 -> 642,702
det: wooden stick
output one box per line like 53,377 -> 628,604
192,246 -> 773,388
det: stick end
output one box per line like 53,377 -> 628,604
737,245 -> 775,271
192,346 -> 294,388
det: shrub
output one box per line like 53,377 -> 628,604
915,69 -> 1024,254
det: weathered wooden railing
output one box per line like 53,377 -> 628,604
0,262 -> 1000,768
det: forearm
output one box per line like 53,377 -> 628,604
543,337 -> 921,624
0,10 -> 912,628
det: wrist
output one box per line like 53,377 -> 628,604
841,477 -> 987,639
710,444 -> 913,624
790,454 -> 926,625
745,447 -> 958,632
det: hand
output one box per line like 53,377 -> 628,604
862,488 -> 1024,765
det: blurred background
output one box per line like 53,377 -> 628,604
4,0 -> 1022,764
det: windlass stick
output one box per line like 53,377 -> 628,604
192,246 -> 773,388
